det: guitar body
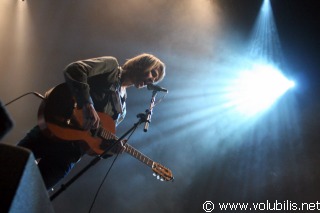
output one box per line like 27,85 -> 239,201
38,83 -> 116,155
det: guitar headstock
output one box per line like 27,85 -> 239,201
152,162 -> 174,182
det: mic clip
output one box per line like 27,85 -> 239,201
143,109 -> 153,132
137,112 -> 147,122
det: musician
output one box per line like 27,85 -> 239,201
17,53 -> 166,189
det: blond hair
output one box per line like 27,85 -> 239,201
122,53 -> 166,83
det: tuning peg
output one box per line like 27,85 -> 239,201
152,173 -> 165,181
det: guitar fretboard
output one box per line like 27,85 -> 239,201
124,144 -> 154,167
99,127 -> 154,168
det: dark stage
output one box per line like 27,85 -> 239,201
1,0 -> 320,212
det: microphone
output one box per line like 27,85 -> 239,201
147,84 -> 168,93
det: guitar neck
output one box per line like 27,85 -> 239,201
124,144 -> 154,168
99,127 -> 154,167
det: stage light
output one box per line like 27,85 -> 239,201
227,63 -> 295,116
262,0 -> 270,14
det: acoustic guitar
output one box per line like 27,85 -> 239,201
38,83 -> 173,182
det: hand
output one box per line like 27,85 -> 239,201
82,103 -> 100,130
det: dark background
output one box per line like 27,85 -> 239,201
1,0 -> 319,212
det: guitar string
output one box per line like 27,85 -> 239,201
100,126 -> 154,167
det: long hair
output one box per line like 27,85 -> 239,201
122,53 -> 166,83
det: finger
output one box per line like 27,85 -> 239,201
120,141 -> 126,153
91,114 -> 100,128
121,145 -> 126,153
92,119 -> 100,129
90,110 -> 100,129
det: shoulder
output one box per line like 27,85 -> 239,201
90,56 -> 119,66
65,56 -> 118,68
81,56 -> 120,73
71,56 -> 119,68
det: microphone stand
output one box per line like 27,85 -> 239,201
50,91 -> 158,201
144,90 -> 157,132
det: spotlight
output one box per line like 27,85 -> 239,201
262,0 -> 270,14
228,63 -> 295,116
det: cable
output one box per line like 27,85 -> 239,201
88,154 -> 119,213
4,92 -> 44,106
88,125 -> 138,213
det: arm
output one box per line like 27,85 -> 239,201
63,57 -> 120,129
63,56 -> 119,107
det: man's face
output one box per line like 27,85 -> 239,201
135,69 -> 160,89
